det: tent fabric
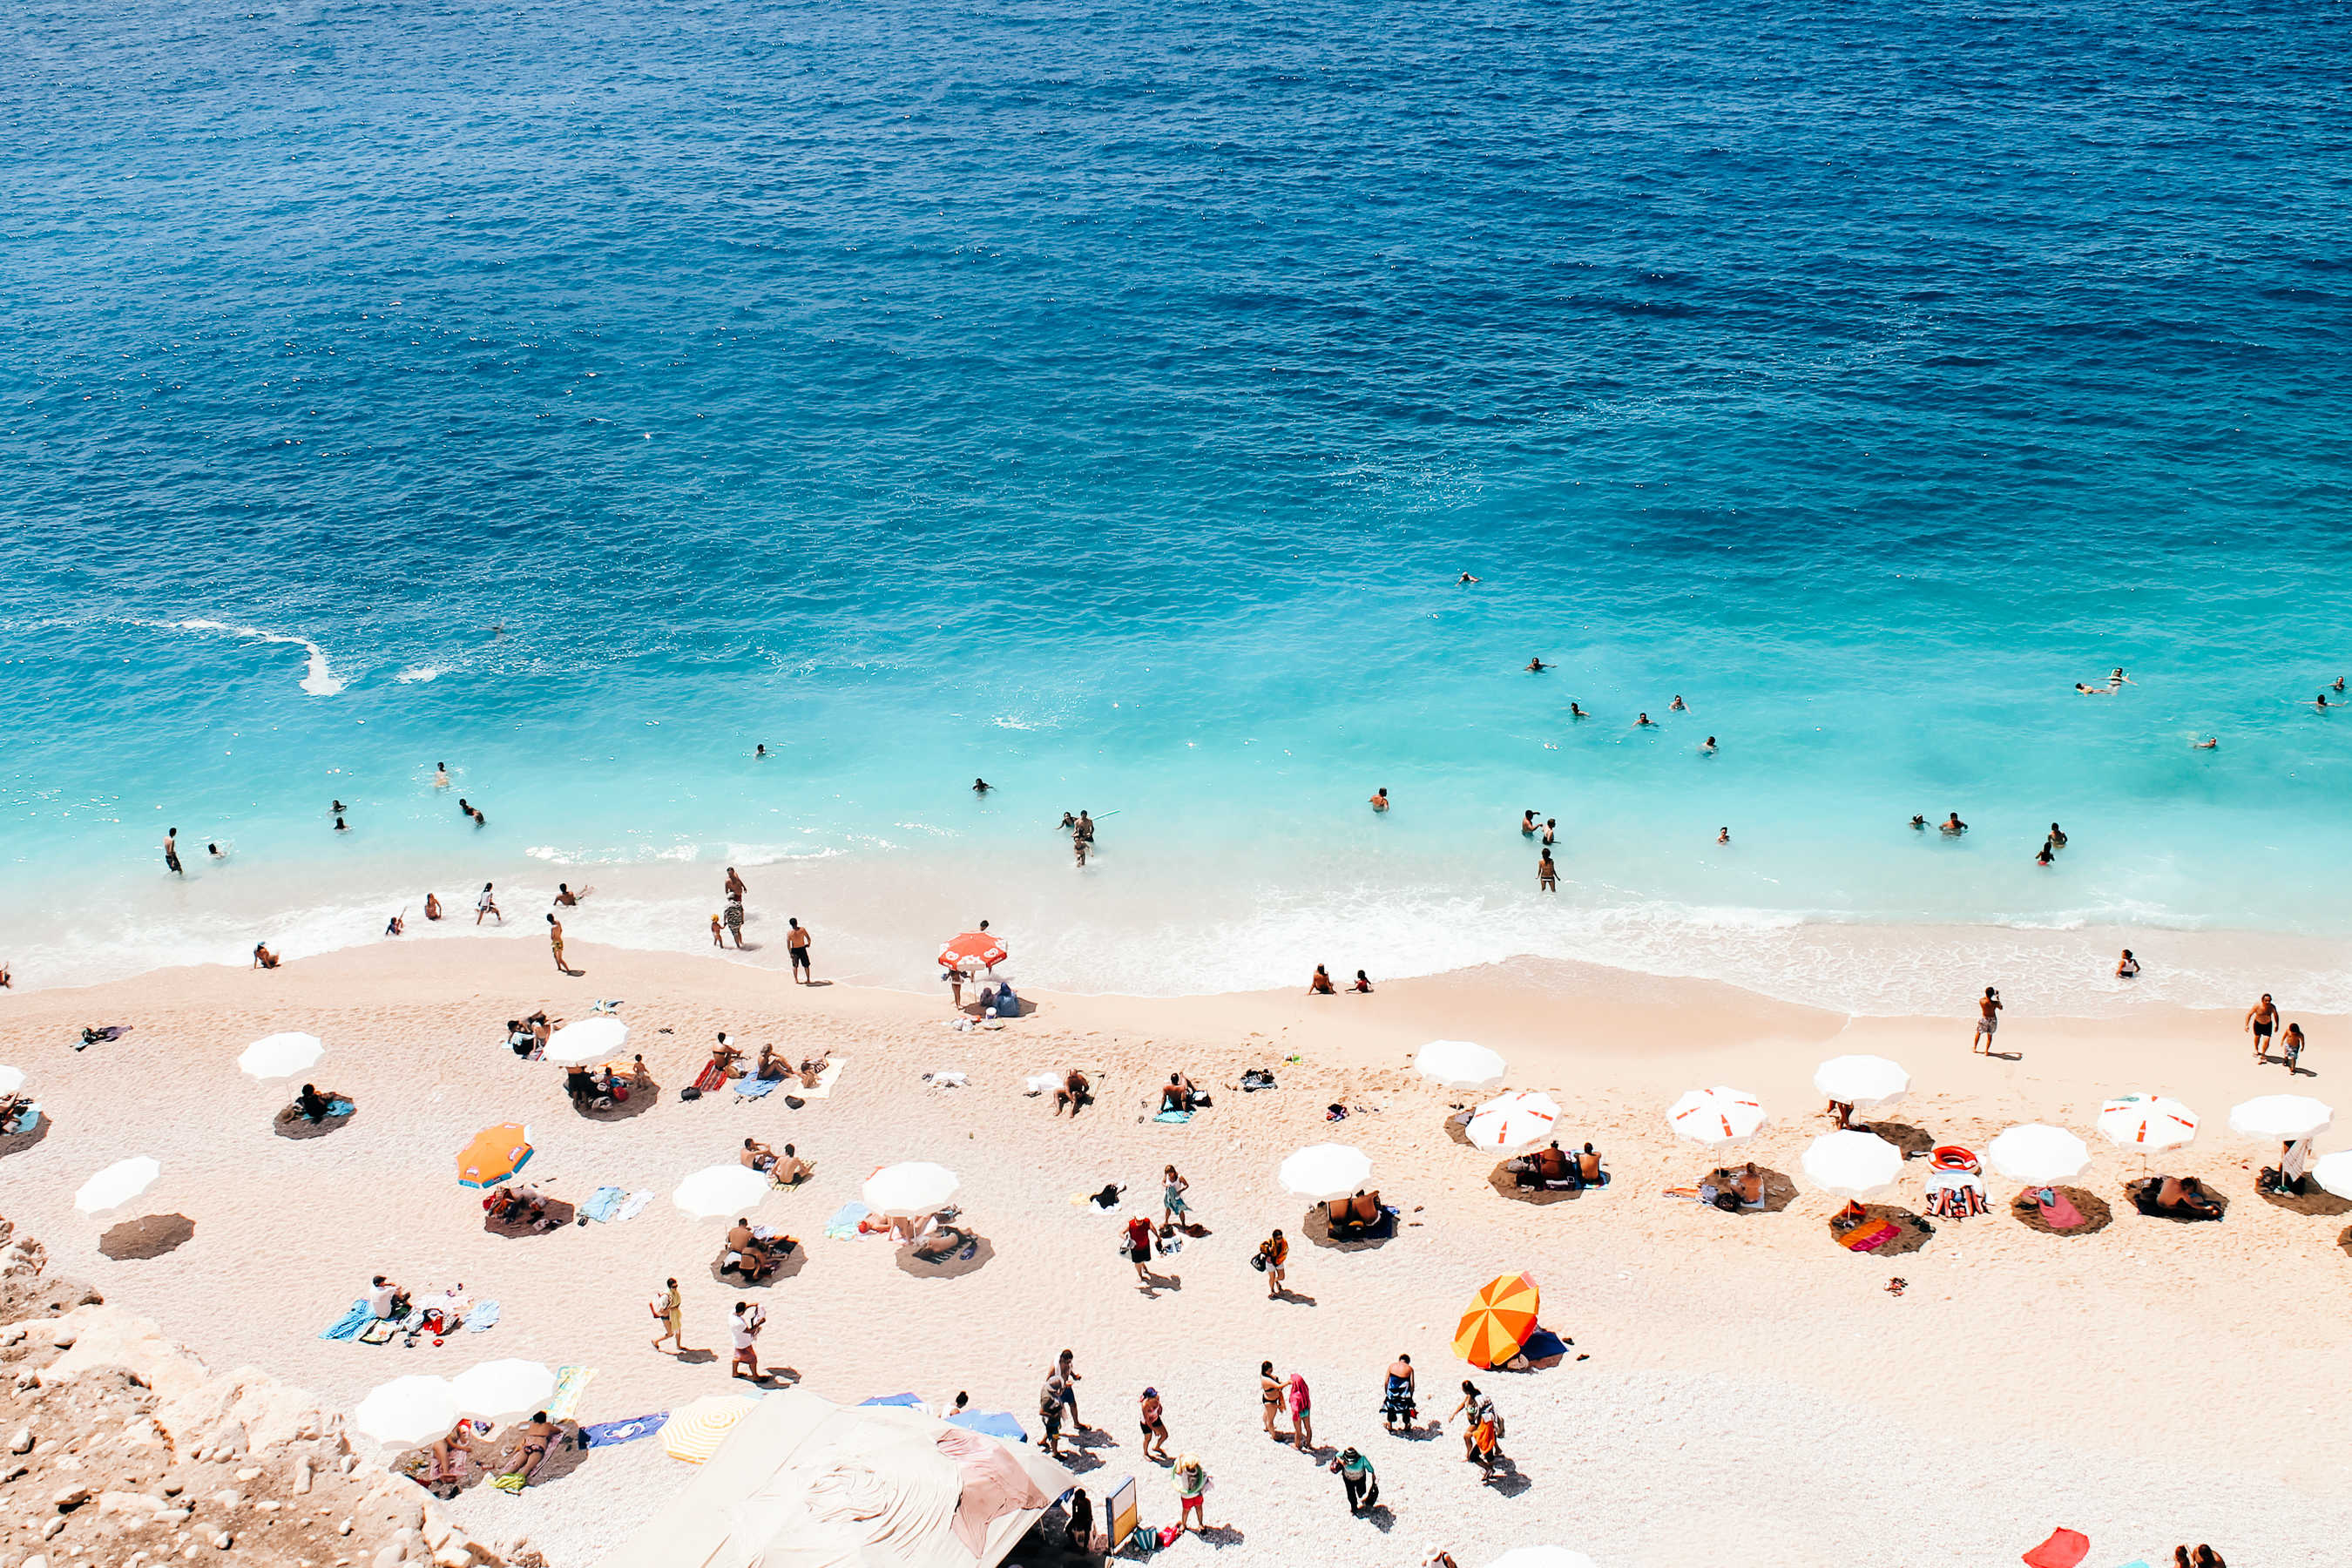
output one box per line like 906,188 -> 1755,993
599,1388 -> 1072,1568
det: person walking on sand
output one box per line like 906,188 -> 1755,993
728,1301 -> 767,1382
476,882 -> 501,925
2247,993 -> 2280,1062
1258,1230 -> 1289,1298
1972,986 -> 2002,1053
1051,1349 -> 1086,1431
1125,1213 -> 1158,1287
1330,1446 -> 1378,1514
786,916 -> 813,982
1446,1382 -> 1501,1470
1139,1388 -> 1169,1462
163,828 -> 183,876
1172,1455 -> 1211,1532
547,914 -> 571,974
650,1278 -> 687,1354
1382,1353 -> 1417,1432
711,913 -> 724,948
1037,1368 -> 1070,1456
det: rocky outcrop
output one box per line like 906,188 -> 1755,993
0,1221 -> 541,1568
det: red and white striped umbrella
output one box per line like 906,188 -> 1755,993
1666,1086 -> 1767,1146
1466,1092 -> 1561,1151
937,931 -> 1007,970
2096,1092 -> 2197,1152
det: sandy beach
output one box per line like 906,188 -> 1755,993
3,937 -> 2347,1566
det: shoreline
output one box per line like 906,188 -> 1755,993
3,937 -> 2349,1564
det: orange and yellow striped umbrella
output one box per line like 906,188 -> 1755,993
456,1122 -> 534,1188
1454,1272 -> 1541,1369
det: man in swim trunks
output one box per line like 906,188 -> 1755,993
786,917 -> 813,982
1972,987 -> 2002,1053
2247,993 -> 2279,1062
1942,812 -> 1967,835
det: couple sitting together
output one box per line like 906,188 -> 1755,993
740,1139 -> 811,1186
1509,1140 -> 1608,1192
1327,1189 -> 1389,1239
721,1219 -> 798,1281
754,1043 -> 830,1086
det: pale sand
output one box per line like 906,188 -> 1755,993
3,940 -> 2349,1566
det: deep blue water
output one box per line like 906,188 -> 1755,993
3,0 -> 2350,1006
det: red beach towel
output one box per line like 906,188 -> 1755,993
2021,1527 -> 2089,1568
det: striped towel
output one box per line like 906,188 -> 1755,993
547,1365 -> 597,1422
318,1299 -> 371,1341
692,1059 -> 729,1094
465,1299 -> 501,1332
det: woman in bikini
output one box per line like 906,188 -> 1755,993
1260,1362 -> 1287,1442
1139,1388 -> 1169,1461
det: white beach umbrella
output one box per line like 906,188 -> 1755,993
0,1065 -> 27,1098
1278,1143 -> 1374,1201
2310,1151 -> 2352,1200
238,1031 -> 323,1081
1487,1550 -> 1599,1568
672,1164 -> 770,1219
449,1360 -> 558,1424
355,1375 -> 462,1449
1416,1039 -> 1507,1091
1666,1086 -> 1767,1146
1801,1132 -> 1906,1199
863,1161 -> 961,1218
1986,1124 -> 2091,1185
76,1156 -> 160,1214
1465,1091 -> 1563,1152
2097,1092 -> 2198,1152
1810,1055 -> 1909,1111
543,1017 -> 628,1066
2227,1095 -> 2332,1141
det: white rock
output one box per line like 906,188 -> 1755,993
8,1424 -> 32,1453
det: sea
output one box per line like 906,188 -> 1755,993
4,0 -> 2349,1015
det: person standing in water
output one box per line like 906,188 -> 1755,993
1369,787 -> 1389,812
972,777 -> 990,794
1525,657 -> 1547,672
433,762 -> 449,787
1537,849 -> 1558,891
476,882 -> 501,924
163,828 -> 183,876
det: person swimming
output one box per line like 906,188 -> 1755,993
1716,827 -> 1730,845
1457,571 -> 1479,585
2111,668 -> 2131,686
433,762 -> 449,787
1569,702 -> 1586,719
2195,736 -> 2219,749
1909,815 -> 1927,829
755,743 -> 767,758
973,777 -> 990,793
2035,842 -> 2054,867
1941,813 -> 1966,835
1634,712 -> 1654,727
334,815 -> 348,832
1369,787 -> 1389,812
1669,695 -> 1686,712
1525,657 -> 1547,672
2074,683 -> 2113,696
1702,736 -> 1717,754
207,841 -> 229,858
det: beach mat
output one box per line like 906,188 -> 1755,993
734,1074 -> 784,1099
1152,1109 -> 1193,1125
547,1365 -> 597,1422
319,1300 -> 371,1341
691,1060 -> 729,1094
947,1409 -> 1027,1443
797,1059 -> 846,1099
466,1300 -> 500,1332
825,1201 -> 872,1240
580,1411 -> 666,1449
1839,1220 -> 1902,1253
582,1186 -> 627,1223
616,1190 -> 652,1221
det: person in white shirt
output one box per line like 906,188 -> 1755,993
730,1301 -> 767,1382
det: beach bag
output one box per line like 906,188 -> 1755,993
1250,1251 -> 1268,1272
679,1086 -> 701,1101
1713,1191 -> 1742,1213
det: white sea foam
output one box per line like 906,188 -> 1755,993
395,665 -> 444,684
164,618 -> 346,695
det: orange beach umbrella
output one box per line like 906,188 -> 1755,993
1455,1272 -> 1541,1369
938,930 -> 1007,970
456,1122 -> 534,1188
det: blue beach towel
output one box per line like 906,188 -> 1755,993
860,1392 -> 924,1408
735,1074 -> 785,1098
579,1411 -> 666,1449
327,1098 -> 355,1117
1520,1328 -> 1569,1363
465,1299 -> 500,1332
581,1186 -> 627,1223
319,1299 -> 371,1341
1152,1109 -> 1193,1124
825,1201 -> 871,1240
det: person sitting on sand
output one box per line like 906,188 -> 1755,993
1707,1161 -> 1764,1207
369,1274 -> 410,1319
1308,964 -> 1337,995
2151,1174 -> 2222,1218
490,1185 -> 553,1231
294,1083 -> 333,1122
754,1043 -> 788,1081
253,942 -> 280,970
741,1138 -> 779,1173
1053,1070 -> 1092,1117
706,1035 -> 745,1078
1161,1072 -> 1202,1114
423,1419 -> 473,1495
1577,1141 -> 1605,1185
1352,969 -> 1373,992
494,1413 -> 562,1491
1531,1143 -> 1576,1186
770,1144 -> 811,1186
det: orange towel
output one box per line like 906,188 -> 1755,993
1838,1220 -> 1901,1253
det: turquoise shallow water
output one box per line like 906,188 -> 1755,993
3,1 -> 2350,1008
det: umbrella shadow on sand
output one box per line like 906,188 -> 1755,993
2123,1178 -> 2229,1222
1485,1162 -> 1584,1207
571,1085 -> 659,1123
1828,1203 -> 1934,1256
1858,1121 -> 1936,1159
1301,1202 -> 1396,1252
1691,1165 -> 1799,1214
98,1213 -> 195,1260
483,1200 -> 575,1239
274,1099 -> 357,1141
1442,1112 -> 1476,1147
2008,1186 -> 2114,1236
2260,1185 -> 2352,1219
711,1245 -> 810,1288
896,1236 -> 995,1279
0,1119 -> 51,1159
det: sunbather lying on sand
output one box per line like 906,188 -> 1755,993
495,1414 -> 562,1490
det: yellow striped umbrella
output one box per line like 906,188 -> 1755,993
456,1122 -> 534,1188
660,1394 -> 760,1463
1454,1272 -> 1541,1369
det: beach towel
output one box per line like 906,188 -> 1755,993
1152,1109 -> 1193,1125
923,1070 -> 967,1088
1519,1328 -> 1570,1368
616,1190 -> 652,1221
947,1409 -> 1028,1443
590,998 -> 623,1014
1838,1219 -> 1903,1253
825,1201 -> 872,1240
797,1059 -> 846,1099
358,1317 -> 399,1345
2021,1527 -> 2090,1568
547,1365 -> 597,1422
4,1107 -> 38,1134
860,1392 -> 925,1408
465,1300 -> 501,1332
579,1411 -> 666,1449
1024,1072 -> 1061,1095
691,1059 -> 729,1094
319,1300 -> 372,1341
734,1073 -> 784,1098
582,1186 -> 627,1223
2036,1189 -> 2086,1230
